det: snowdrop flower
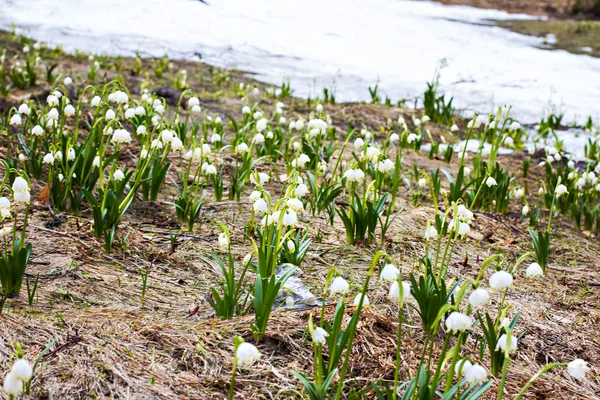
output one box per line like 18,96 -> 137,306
250,172 -> 269,186
218,232 -> 229,248
113,169 -> 125,181
343,168 -> 365,183
253,111 -> 262,120
210,133 -> 221,144
10,359 -> 33,382
353,293 -> 370,307
330,277 -> 349,296
504,137 -> 514,147
47,95 -> 59,106
282,210 -> 298,226
377,159 -> 394,173
91,96 -> 101,106
398,116 -> 406,125
205,164 -> 217,175
485,177 -> 497,187
380,264 -> 400,282
111,129 -> 132,144
235,342 -> 261,368
292,154 -> 310,169
457,222 -> 470,237
249,191 -> 262,202
413,118 -> 421,127
407,133 -> 419,144
510,121 -> 521,131
171,137 -> 183,151
10,114 -> 22,125
418,178 -> 427,188
468,288 -> 490,307
489,271 -> 513,291
47,108 -> 60,121
0,197 -> 11,219
287,198 -> 304,213
67,147 -> 76,160
455,359 -> 473,376
526,263 -> 543,278
287,240 -> 296,253
292,141 -> 301,150
3,372 -> 23,396
135,106 -> 146,116
242,106 -> 250,114
124,108 -> 135,119
445,312 -> 472,333
456,205 -> 473,223
496,334 -> 518,353
424,225 -> 438,240
256,118 -> 268,132
514,188 -> 524,198
252,133 -> 265,145
421,115 -> 430,124
136,125 -> 147,136
253,198 -> 268,214
567,359 -> 589,379
161,130 -> 174,143
522,204 -> 529,216
266,131 -> 274,139
555,184 -> 568,197
389,132 -> 399,144
243,253 -> 252,265
465,364 -> 487,384
93,156 -> 100,167
188,97 -> 200,108
451,124 -> 459,132
313,327 -> 329,345
31,125 -> 44,136
316,104 -> 323,113
105,109 -> 116,120
567,160 -> 575,169
54,150 -> 63,161
354,137 -> 365,149
0,227 -> 12,238
295,183 -> 308,197
236,142 -> 249,155
18,103 -> 30,115
43,153 -> 55,164
63,104 -> 75,117
388,280 -> 410,303
12,177 -> 30,204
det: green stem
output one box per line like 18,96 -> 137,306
514,363 -> 565,400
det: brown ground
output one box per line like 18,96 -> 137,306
0,30 -> 599,399
430,0 -> 596,17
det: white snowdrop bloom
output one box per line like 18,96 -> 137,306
445,312 -> 472,333
54,150 -> 63,160
12,177 -> 29,194
389,280 -> 411,303
92,156 -> 100,168
522,204 -> 530,216
418,178 -> 427,188
67,147 -> 76,160
154,104 -> 165,114
487,120 -> 497,129
292,154 -> 311,169
188,97 -> 200,107
287,198 -> 304,213
407,133 -> 419,144
171,137 -> 183,151
91,96 -> 101,106
526,263 -> 543,278
489,271 -> 513,291
136,125 -> 147,135
124,108 -> 135,119
514,188 -> 524,198
135,106 -> 145,116
546,146 -> 558,156
113,169 -> 125,181
398,116 -> 406,125
567,359 -> 589,379
112,129 -> 132,144
344,168 -> 365,183
18,153 -> 26,162
353,293 -> 370,307
364,146 -> 380,162
504,136 -> 514,146
295,183 -> 308,197
10,114 -> 22,125
455,359 -> 473,376
105,109 -> 116,120
294,120 -> 304,131
62,76 -> 72,86
457,222 -> 470,236
451,124 -> 459,132
47,95 -> 59,106
0,227 -> 12,238
456,205 -> 473,223
31,125 -> 44,136
3,372 -> 23,396
253,198 -> 268,214
421,115 -> 430,124
380,264 -> 399,282
496,334 -> 518,353
414,118 -> 421,127
316,104 -> 323,113
0,197 -> 11,219
485,177 -> 497,187
555,184 -> 568,197
313,327 -> 329,345
465,364 -> 487,384
201,162 -> 209,173
43,153 -> 55,164
282,210 -> 298,226
389,133 -> 400,144
46,108 -> 59,121
218,232 -> 229,248
501,317 -> 512,330
210,133 -> 221,143
538,187 -> 545,195
330,277 -> 350,296
353,138 -> 365,149
151,139 -> 163,149
249,172 -> 269,186
253,111 -> 262,120
468,288 -> 490,307
377,159 -> 394,173
553,153 -> 561,162
243,253 -> 252,265
275,107 -> 283,115
424,225 -> 438,240
63,103 -> 76,117
140,149 -> 149,159
18,103 -> 30,115
249,190 -> 262,201
191,105 -> 201,113
263,131 -> 272,140
235,342 -> 261,368
10,359 -> 33,382
253,133 -> 265,145
205,164 -> 217,175
161,130 -> 174,143
286,240 -> 296,253
236,142 -> 249,155
256,118 -> 268,132
242,106 -> 250,114
112,90 -> 128,103
576,178 -> 585,189
510,121 -> 521,131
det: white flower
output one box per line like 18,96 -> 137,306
31,125 -> 44,135
243,253 -> 252,265
161,130 -> 174,143
242,106 -> 251,114
256,118 -> 268,132
330,277 -> 349,296
282,210 -> 298,226
380,264 -> 399,282
496,334 -> 518,353
287,240 -> 296,253
10,359 -> 33,382
526,263 -> 543,278
135,106 -> 146,116
18,103 -> 30,115
188,97 -> 200,107
353,293 -> 370,307
504,137 -> 514,146
67,147 -> 76,160
407,133 -> 419,144
364,146 -> 380,162
136,125 -> 147,135
485,177 -> 497,187
424,225 -> 438,240
47,108 -> 59,121
249,191 -> 261,202
468,288 -> 490,307
236,142 -> 249,155
354,138 -> 365,149
253,198 -> 268,214
64,104 -> 76,117
489,271 -> 513,291
10,114 -> 22,125
445,312 -> 472,333
210,133 -> 221,143
316,104 -> 323,113
465,364 -> 487,384
171,137 -> 183,151
377,159 -> 394,173
555,184 -> 568,197
456,205 -> 473,223
218,232 -> 229,248
43,153 -> 55,164
113,169 -> 125,181
451,124 -> 459,132
0,197 -> 11,219
567,359 -> 589,379
389,133 -> 400,143
111,129 -> 132,144
313,327 -> 329,345
3,372 -> 23,396
58,173 -> 65,182
205,164 -> 217,175
388,281 -> 410,303
343,168 -> 365,183
514,188 -> 524,198
124,108 -> 135,119
455,359 -> 473,376
47,95 -> 59,106
287,198 -> 304,213
215,116 -> 222,124
522,204 -> 529,216
105,109 -> 116,120
510,121 -> 521,131
457,222 -> 470,237
91,96 -> 101,106
93,156 -> 100,167
295,183 -> 308,197
235,342 -> 261,368
0,227 -> 12,238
